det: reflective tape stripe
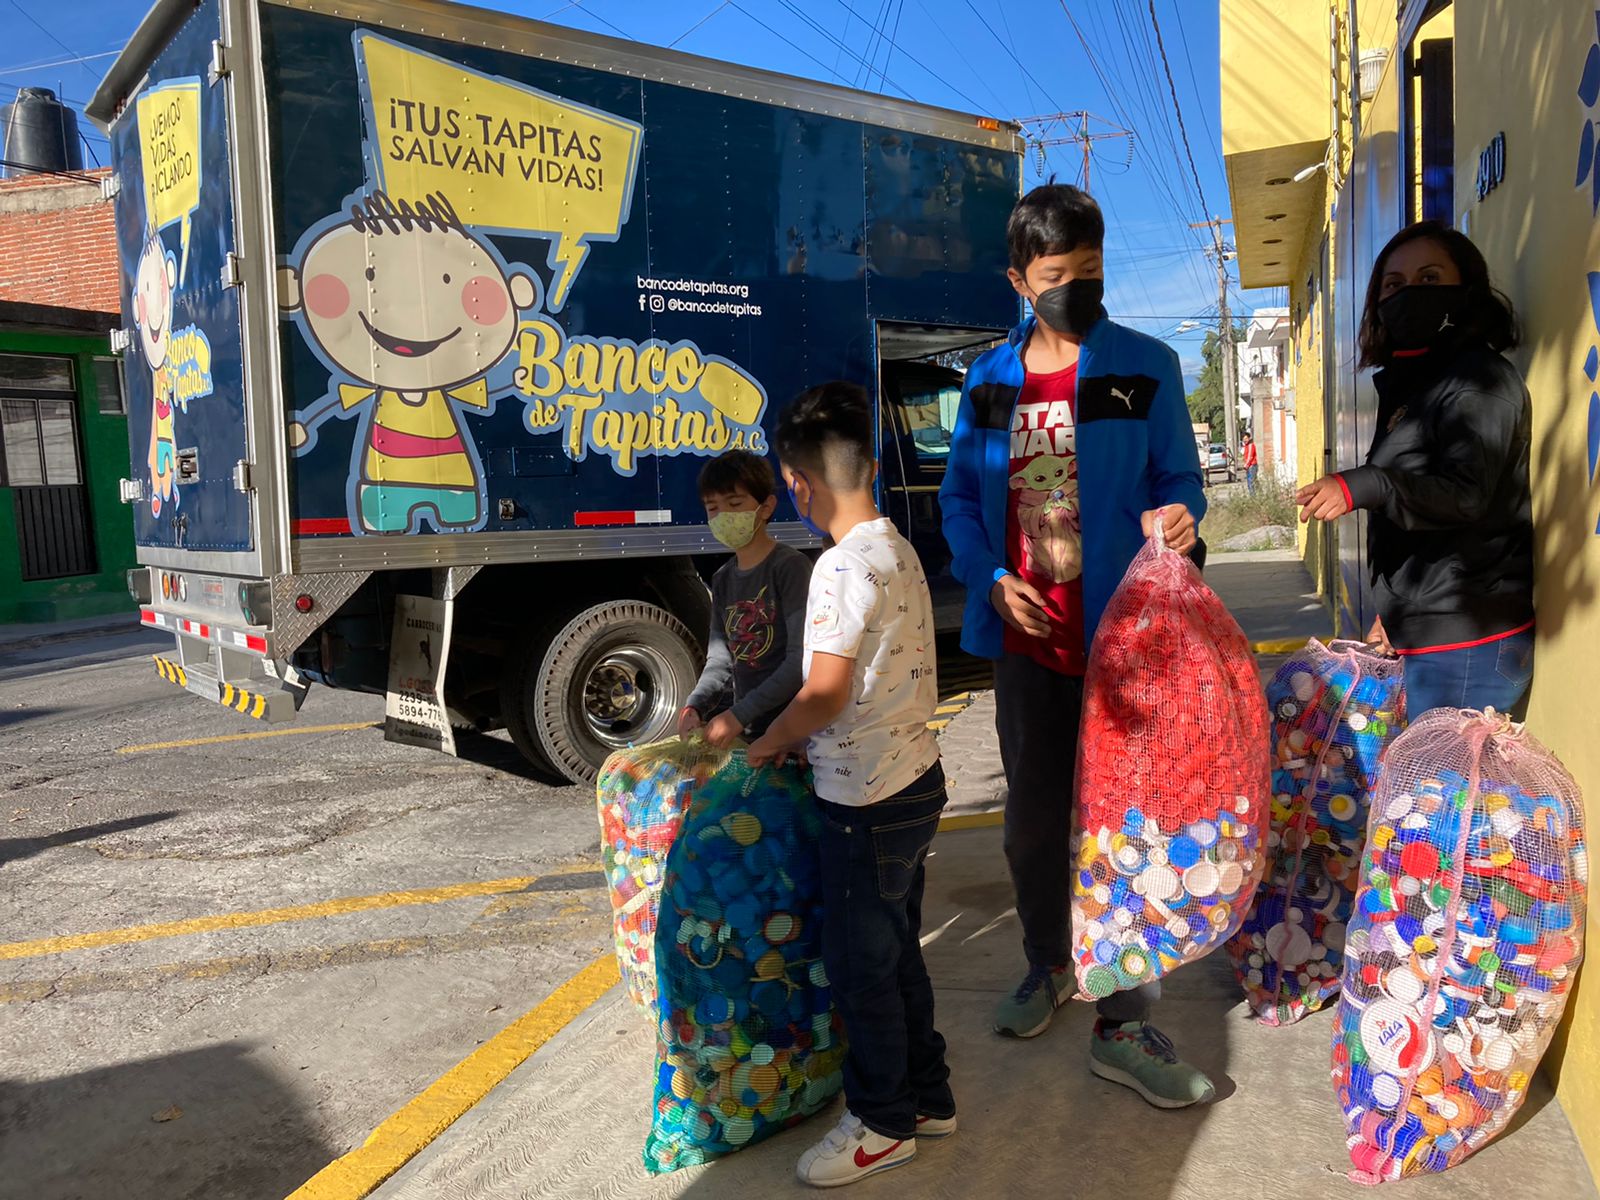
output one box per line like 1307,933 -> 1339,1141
220,682 -> 272,720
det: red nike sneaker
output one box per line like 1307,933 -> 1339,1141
796,1110 -> 915,1187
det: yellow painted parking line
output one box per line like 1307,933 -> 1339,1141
938,811 -> 1004,832
117,721 -> 381,755
287,952 -> 621,1200
0,865 -> 599,961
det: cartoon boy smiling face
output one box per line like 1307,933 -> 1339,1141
281,191 -> 537,391
134,233 -> 176,372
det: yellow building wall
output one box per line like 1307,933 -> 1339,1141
1453,0 -> 1600,1172
1219,0 -> 1329,157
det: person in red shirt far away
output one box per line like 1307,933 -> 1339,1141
1242,431 -> 1259,495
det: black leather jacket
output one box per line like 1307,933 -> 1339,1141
1339,341 -> 1534,651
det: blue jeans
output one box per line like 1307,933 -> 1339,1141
1401,627 -> 1535,719
1245,464 -> 1259,494
818,763 -> 954,1140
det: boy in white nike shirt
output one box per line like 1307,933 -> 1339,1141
747,381 -> 952,1188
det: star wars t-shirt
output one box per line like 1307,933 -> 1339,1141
803,518 -> 940,806
1004,363 -> 1087,675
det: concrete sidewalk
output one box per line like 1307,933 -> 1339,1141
374,821 -> 1596,1200
0,609 -> 142,654
367,550 -> 1596,1198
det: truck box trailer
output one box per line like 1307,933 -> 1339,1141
88,0 -> 1022,782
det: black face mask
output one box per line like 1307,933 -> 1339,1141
1378,284 -> 1469,352
1030,277 -> 1104,336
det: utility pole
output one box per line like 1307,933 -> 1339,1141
1191,216 -> 1238,458
1016,111 -> 1132,192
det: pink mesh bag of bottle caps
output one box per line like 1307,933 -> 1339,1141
1072,531 -> 1273,1000
1227,640 -> 1407,1025
1333,709 -> 1587,1184
597,737 -> 732,1016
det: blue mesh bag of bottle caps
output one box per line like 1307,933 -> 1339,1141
1226,640 -> 1406,1025
644,753 -> 847,1174
597,737 -> 734,1018
1333,709 -> 1587,1184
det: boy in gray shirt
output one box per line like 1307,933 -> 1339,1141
680,451 -> 811,745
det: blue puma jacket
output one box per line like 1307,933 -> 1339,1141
939,312 -> 1207,660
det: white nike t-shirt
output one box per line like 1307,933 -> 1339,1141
803,518 -> 941,806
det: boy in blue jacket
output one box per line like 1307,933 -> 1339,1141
940,183 -> 1214,1108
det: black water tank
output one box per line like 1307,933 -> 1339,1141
1,87 -> 84,179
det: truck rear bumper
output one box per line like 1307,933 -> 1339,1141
149,650 -> 300,721
142,605 -> 306,723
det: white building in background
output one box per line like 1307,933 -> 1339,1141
1238,306 -> 1295,484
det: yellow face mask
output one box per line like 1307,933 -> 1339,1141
708,509 -> 759,550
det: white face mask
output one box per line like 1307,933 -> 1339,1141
708,509 -> 759,550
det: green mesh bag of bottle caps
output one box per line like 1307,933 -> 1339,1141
643,754 -> 846,1173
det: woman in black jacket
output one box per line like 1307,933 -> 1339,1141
1297,221 -> 1535,718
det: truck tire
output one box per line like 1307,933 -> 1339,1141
510,600 -> 700,784
498,613 -> 571,784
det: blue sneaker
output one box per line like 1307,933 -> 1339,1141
1089,1020 -> 1216,1109
993,963 -> 1071,1038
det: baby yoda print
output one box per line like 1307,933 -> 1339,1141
1009,453 -> 1083,584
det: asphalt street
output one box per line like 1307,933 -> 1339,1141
0,628 -> 615,1200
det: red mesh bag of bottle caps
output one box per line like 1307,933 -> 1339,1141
1072,533 -> 1272,1001
1334,709 -> 1588,1184
1227,640 -> 1407,1025
597,737 -> 732,1017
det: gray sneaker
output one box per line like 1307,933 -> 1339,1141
992,964 -> 1070,1038
1089,1020 -> 1216,1109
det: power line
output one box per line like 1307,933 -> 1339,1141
0,157 -> 101,182
729,2 -> 857,87
769,0 -> 900,92
4,1 -> 88,73
0,48 -> 118,77
855,0 -> 892,89
1145,0 -> 1211,223
668,0 -> 730,49
1170,0 -> 1221,156
568,0 -> 634,41
775,0 -> 992,114
829,0 -> 863,81
905,0 -> 1010,117
1057,2 -> 1212,301
958,0 -> 1072,118
874,0 -> 907,95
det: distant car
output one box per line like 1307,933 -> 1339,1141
1205,443 -> 1235,484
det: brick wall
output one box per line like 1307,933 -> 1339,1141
0,169 -> 119,315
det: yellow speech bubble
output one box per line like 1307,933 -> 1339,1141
357,33 -> 643,312
136,80 -> 202,284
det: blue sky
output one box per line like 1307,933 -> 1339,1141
0,0 -> 1274,381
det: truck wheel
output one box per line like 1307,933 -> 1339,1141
499,615 -> 570,783
520,600 -> 700,784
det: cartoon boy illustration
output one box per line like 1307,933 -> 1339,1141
134,229 -> 178,516
1009,453 -> 1082,583
279,191 -> 539,535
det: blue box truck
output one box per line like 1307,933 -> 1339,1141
88,0 -> 1022,782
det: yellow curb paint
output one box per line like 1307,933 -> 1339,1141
286,953 -> 621,1200
938,811 -> 1004,832
118,721 -> 381,754
1250,636 -> 1324,655
0,865 -> 598,961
